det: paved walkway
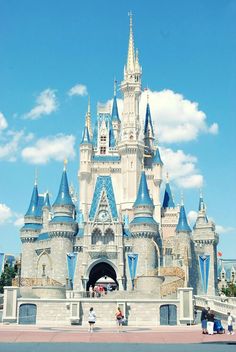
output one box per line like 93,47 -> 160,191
0,324 -> 235,347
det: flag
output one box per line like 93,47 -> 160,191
217,251 -> 222,257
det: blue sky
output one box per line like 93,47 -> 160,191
0,0 -> 235,257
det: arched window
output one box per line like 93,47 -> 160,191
104,228 -> 115,245
91,228 -> 102,245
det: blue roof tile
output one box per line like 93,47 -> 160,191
50,216 -> 75,223
111,96 -> 120,122
152,148 -> 163,165
92,155 -> 120,162
133,171 -> 153,207
176,205 -> 191,233
21,223 -> 42,230
130,216 -> 157,225
25,184 -> 39,217
43,192 -> 51,208
144,103 -> 154,137
81,126 -> 91,144
162,183 -> 175,208
53,169 -> 74,207
36,232 -> 50,241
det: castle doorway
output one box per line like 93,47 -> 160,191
86,262 -> 118,291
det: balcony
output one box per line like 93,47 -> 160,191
87,244 -> 117,259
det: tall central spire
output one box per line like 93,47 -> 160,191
127,11 -> 135,72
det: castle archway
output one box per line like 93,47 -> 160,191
86,261 -> 118,291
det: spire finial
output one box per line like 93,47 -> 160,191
63,158 -> 68,171
181,191 -> 184,206
88,95 -> 90,114
166,172 -> 169,182
147,88 -> 149,104
127,11 -> 135,72
34,168 -> 38,185
114,78 -> 117,96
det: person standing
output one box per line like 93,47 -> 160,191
227,312 -> 235,335
89,285 -> 94,298
207,308 -> 215,335
115,307 -> 123,332
88,307 -> 96,333
200,307 -> 208,334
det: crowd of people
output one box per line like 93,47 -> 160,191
88,284 -> 113,298
201,307 -> 234,335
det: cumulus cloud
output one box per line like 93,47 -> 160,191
68,84 -> 88,97
0,112 -> 8,131
139,89 -> 219,143
187,210 -> 198,225
0,130 -> 27,162
21,134 -> 76,164
0,203 -> 13,224
13,216 -> 24,227
161,147 -> 203,189
215,225 -> 235,234
24,89 -> 58,120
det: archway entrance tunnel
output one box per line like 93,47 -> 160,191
87,262 -> 118,291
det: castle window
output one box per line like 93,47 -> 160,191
91,228 -> 102,245
221,272 -> 225,279
100,147 -> 106,154
104,228 -> 114,245
100,136 -> 106,142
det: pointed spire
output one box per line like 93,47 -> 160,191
25,182 -> 39,217
152,147 -> 163,165
176,201 -> 191,233
194,191 -> 208,227
81,125 -> 91,144
85,96 -> 93,138
198,190 -> 205,211
162,175 -> 175,208
135,48 -> 141,72
144,102 -> 154,137
134,171 -> 153,207
53,167 -> 74,206
43,192 -> 51,208
111,80 -> 121,123
127,11 -> 135,72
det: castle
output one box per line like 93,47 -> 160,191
19,14 -> 219,300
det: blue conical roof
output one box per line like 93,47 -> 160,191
111,96 -> 120,122
176,205 -> 191,233
134,171 -> 153,207
152,148 -> 163,165
25,183 -> 39,217
81,126 -> 91,144
109,122 -> 116,147
162,183 -> 175,208
144,103 -> 154,137
53,169 -> 74,206
43,192 -> 51,208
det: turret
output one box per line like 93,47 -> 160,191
111,80 -> 121,142
129,171 -> 161,281
176,200 -> 191,234
192,192 -> 219,295
49,163 -> 78,285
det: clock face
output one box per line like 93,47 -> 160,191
98,210 -> 109,222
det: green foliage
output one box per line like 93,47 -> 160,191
222,283 -> 236,297
0,264 -> 17,294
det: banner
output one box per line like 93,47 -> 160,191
199,255 -> 210,293
67,253 -> 78,288
128,253 -> 138,288
0,253 -> 4,274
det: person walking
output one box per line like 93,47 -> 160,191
200,307 -> 208,334
88,307 -> 96,333
115,306 -> 123,332
207,308 -> 215,335
227,312 -> 235,335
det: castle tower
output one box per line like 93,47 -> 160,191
129,171 -> 161,288
191,193 -> 219,295
119,13 -> 144,212
174,198 -> 192,285
20,180 -> 43,278
49,164 -> 78,284
79,123 -> 93,220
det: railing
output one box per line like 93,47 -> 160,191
194,295 -> 236,317
160,278 -> 184,297
12,277 -> 63,287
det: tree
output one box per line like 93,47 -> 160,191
0,264 -> 17,294
222,282 -> 236,297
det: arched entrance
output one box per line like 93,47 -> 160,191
86,262 -> 118,291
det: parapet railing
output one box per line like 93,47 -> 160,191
194,295 -> 236,317
12,277 -> 63,287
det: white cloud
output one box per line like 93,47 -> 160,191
0,130 -> 25,162
215,225 -> 235,234
188,210 -> 198,225
13,216 -> 24,227
139,89 -> 218,143
21,134 -> 76,164
24,89 -> 58,120
0,204 -> 13,224
161,147 -> 203,189
0,112 -> 8,131
68,84 -> 88,97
